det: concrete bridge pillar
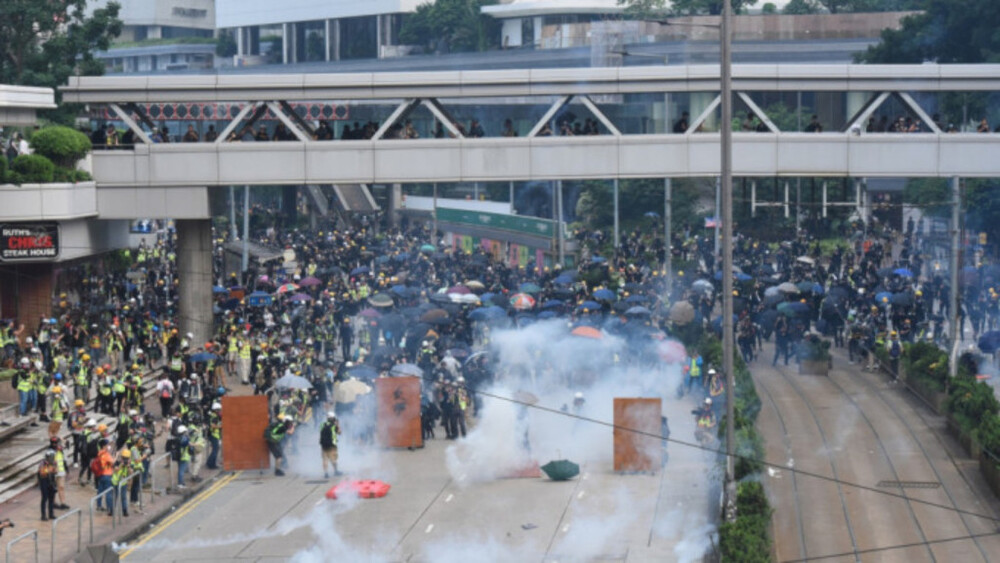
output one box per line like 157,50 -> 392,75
176,219 -> 214,352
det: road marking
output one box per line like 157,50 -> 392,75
314,499 -> 324,506
445,494 -> 454,503
562,523 -> 571,533
425,524 -> 435,534
577,491 -> 585,500
582,473 -> 589,481
120,471 -> 241,559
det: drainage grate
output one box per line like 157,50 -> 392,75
876,480 -> 941,489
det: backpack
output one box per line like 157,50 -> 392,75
10,371 -> 18,389
889,340 -> 901,359
165,438 -> 180,461
89,457 -> 102,476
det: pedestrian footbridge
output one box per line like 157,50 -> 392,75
61,64 -> 1000,188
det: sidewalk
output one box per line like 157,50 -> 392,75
1,370 -> 253,563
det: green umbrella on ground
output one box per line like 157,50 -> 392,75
541,459 -> 580,481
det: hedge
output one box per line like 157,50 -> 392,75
11,154 -> 55,183
29,125 -> 92,169
719,481 -> 773,563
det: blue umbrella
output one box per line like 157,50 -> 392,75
390,285 -> 408,295
350,266 -> 370,276
874,291 -> 893,305
577,300 -> 602,312
553,274 -> 575,285
593,289 -> 616,301
644,211 -> 660,218
190,352 -> 218,363
811,283 -> 825,295
212,285 -> 228,294
978,331 -> 1000,353
894,268 -> 914,278
736,273 -> 753,282
538,310 -> 557,320
625,306 -> 651,316
392,253 -> 410,262
624,295 -> 648,304
591,256 -> 607,264
541,299 -> 564,309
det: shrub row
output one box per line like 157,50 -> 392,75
2,126 -> 92,185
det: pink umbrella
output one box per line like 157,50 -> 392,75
447,285 -> 472,295
299,276 -> 322,287
359,308 -> 382,318
289,293 -> 312,302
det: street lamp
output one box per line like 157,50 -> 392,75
643,9 -> 737,520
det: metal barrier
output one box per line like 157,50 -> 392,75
50,508 -> 82,562
149,452 -> 173,496
114,472 -> 143,525
87,486 -> 115,543
4,529 -> 38,563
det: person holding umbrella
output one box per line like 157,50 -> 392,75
319,412 -> 342,478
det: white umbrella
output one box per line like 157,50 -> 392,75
796,256 -> 816,266
777,282 -> 800,294
335,378 -> 372,404
275,374 -> 312,390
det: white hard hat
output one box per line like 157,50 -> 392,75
191,373 -> 198,379
128,409 -> 138,416
704,398 -> 713,406
327,411 -> 336,419
457,376 -> 465,383
345,361 -> 353,368
34,361 -> 43,370
177,425 -> 188,434
574,392 -> 584,399
85,419 -> 97,427
186,332 -> 194,339
707,368 -> 717,375
212,402 -> 221,410
30,347 -> 40,354
20,357 -> 29,366
136,348 -> 145,355
25,337 -> 33,344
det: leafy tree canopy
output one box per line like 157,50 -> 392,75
859,0 -> 1000,63
0,1 -> 122,123
399,0 -> 500,53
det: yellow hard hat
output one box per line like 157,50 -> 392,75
131,364 -> 139,370
120,449 -> 131,458
95,367 -> 104,375
97,424 -> 107,432
82,354 -> 91,362
52,386 -> 62,393
74,399 -> 84,407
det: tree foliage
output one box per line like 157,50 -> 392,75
783,0 -> 821,14
0,1 -> 122,123
668,0 -> 758,15
859,0 -> 1000,63
575,178 -> 702,235
399,0 -> 500,53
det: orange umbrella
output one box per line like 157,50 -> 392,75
570,326 -> 603,339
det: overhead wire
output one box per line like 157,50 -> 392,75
465,386 -> 1000,526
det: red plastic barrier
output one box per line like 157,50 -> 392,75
325,479 -> 392,500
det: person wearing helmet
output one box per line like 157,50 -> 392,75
110,449 -> 131,517
78,420 -> 99,486
264,416 -> 295,476
48,385 -> 69,438
69,399 -> 87,468
886,329 -> 902,381
37,449 -> 59,521
206,403 -> 222,470
692,398 -> 717,444
175,425 -> 192,489
15,357 -> 34,416
94,440 -> 115,513
572,391 -> 585,415
49,436 -> 70,509
73,354 -> 91,403
319,412 -> 342,478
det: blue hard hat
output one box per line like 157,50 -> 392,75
54,373 -> 63,380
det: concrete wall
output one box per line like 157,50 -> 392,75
89,134 -> 1000,187
0,183 -> 98,222
87,0 -> 216,30
96,186 -> 212,220
216,0 -> 425,27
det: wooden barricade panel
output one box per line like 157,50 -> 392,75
222,395 -> 271,471
613,397 -> 662,473
375,376 -> 423,449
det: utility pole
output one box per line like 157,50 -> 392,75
229,185 -> 238,240
665,178 -> 672,296
432,183 -> 438,244
241,185 -> 250,273
949,176 -> 961,378
613,178 -> 620,251
720,0 -> 737,523
557,180 -> 565,266
714,177 -> 721,257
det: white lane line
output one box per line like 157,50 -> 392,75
445,493 -> 454,503
582,473 -> 589,481
425,524 -> 435,534
577,491 -> 585,500
314,499 -> 324,506
562,523 -> 571,533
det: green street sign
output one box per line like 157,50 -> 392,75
436,208 -> 554,238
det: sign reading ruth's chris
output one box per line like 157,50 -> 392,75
1,223 -> 59,261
